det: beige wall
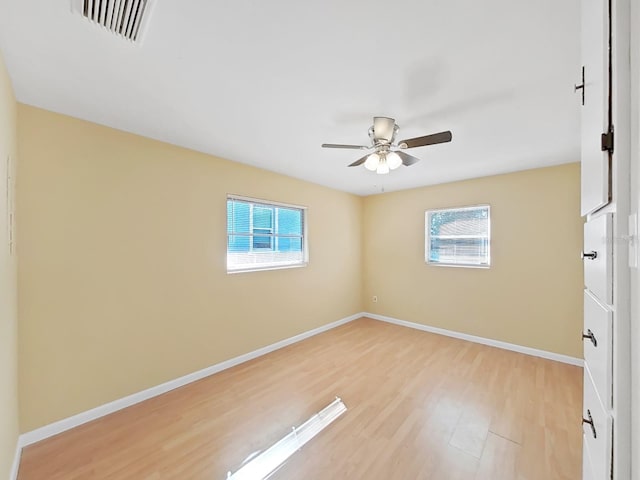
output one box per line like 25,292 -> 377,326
16,105 -> 363,432
0,52 -> 19,478
363,163 -> 583,358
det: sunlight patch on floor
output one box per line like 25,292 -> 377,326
227,397 -> 347,480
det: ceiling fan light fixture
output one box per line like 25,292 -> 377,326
376,159 -> 390,175
364,153 -> 380,171
386,151 -> 402,170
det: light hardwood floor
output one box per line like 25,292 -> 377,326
18,318 -> 583,479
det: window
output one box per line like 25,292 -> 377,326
251,205 -> 274,250
227,196 -> 307,272
426,205 -> 490,267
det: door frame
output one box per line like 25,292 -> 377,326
628,0 -> 639,476
609,0 -> 632,478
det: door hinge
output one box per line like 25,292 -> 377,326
601,126 -> 614,153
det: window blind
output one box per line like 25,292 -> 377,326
227,196 -> 306,272
426,205 -> 490,267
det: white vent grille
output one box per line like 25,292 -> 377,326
75,0 -> 153,43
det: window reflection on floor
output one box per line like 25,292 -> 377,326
227,397 -> 347,480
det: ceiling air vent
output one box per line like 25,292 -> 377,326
72,0 -> 154,43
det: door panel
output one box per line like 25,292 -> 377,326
580,0 -> 610,215
583,368 -> 612,480
583,290 -> 613,409
583,214 -> 613,304
582,437 -> 596,480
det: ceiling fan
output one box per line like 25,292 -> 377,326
322,117 -> 452,174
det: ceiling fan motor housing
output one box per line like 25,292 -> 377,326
371,117 -> 398,145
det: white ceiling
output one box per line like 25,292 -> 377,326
0,0 -> 581,196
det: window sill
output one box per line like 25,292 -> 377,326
425,262 -> 490,269
227,262 -> 308,274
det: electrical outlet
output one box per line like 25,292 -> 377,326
372,296 -> 377,303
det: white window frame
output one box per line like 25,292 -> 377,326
425,204 -> 491,268
249,203 -> 276,251
227,194 -> 308,273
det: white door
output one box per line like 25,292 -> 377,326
579,0 -> 610,216
580,0 -> 613,478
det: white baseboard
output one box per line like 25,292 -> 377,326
18,312 -> 364,448
10,437 -> 21,480
365,312 -> 584,367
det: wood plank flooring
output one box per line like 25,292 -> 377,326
18,318 -> 583,479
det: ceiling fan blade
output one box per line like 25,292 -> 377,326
348,154 -> 370,167
398,130 -> 452,149
321,143 -> 370,150
396,151 -> 421,166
